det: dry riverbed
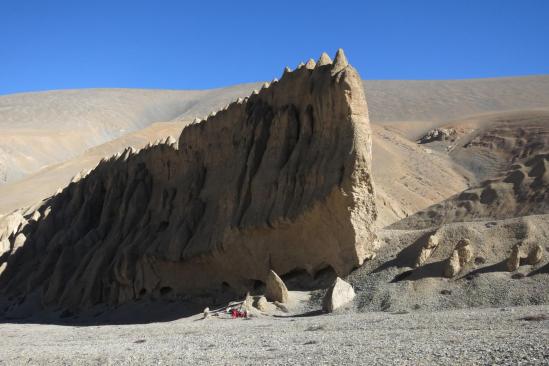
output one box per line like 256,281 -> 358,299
1,305 -> 548,365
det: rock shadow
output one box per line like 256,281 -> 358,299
372,231 -> 435,274
0,299 -> 206,326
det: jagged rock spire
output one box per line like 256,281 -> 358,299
317,52 -> 332,66
305,59 -> 316,69
332,48 -> 348,73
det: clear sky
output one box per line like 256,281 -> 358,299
1,0 -> 548,95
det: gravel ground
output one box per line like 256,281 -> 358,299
1,305 -> 548,365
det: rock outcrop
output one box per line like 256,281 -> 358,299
414,233 -> 439,268
443,250 -> 461,278
417,128 -> 457,144
456,239 -> 474,266
525,245 -> 543,265
322,277 -> 355,312
507,244 -> 521,272
0,50 -> 377,313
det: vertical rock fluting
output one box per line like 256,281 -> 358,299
0,50 -> 376,312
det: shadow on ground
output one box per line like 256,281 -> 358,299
0,298 -> 206,326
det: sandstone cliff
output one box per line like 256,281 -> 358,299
0,50 -> 376,312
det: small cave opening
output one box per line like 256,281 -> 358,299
280,266 -> 337,291
160,286 -> 173,296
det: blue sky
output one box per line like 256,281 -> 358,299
1,0 -> 548,95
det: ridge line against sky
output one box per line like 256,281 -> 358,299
1,0 -> 548,95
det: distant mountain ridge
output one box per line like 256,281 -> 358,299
1,75 -> 548,185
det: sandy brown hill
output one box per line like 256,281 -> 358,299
0,86 -> 259,184
390,152 -> 549,230
2,75 -> 548,187
365,76 -> 549,125
0,121 -> 185,215
0,50 -> 377,313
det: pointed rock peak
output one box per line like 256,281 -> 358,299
262,82 -> 270,89
332,48 -> 348,73
209,111 -> 217,118
192,117 -> 200,124
298,62 -> 305,69
165,136 -> 176,145
305,59 -> 316,69
252,89 -> 259,95
272,78 -> 278,83
284,66 -> 292,73
317,52 -> 332,66
71,173 -> 81,183
236,97 -> 244,104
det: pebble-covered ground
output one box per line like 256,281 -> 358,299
1,305 -> 547,365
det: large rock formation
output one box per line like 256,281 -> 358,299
0,50 -> 377,313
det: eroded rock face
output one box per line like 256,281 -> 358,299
0,50 -> 377,312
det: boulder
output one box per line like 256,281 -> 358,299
322,277 -> 355,312
507,244 -> 521,272
443,250 -> 461,278
254,296 -> 269,312
265,270 -> 289,304
525,245 -> 544,265
414,233 -> 439,267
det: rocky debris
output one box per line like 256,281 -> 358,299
507,244 -> 522,272
254,296 -> 269,312
265,270 -> 289,304
273,301 -> 289,313
443,250 -> 461,278
0,50 -> 377,313
525,244 -> 544,265
456,239 -> 474,266
414,233 -> 439,267
417,128 -> 457,144
322,277 -> 356,312
243,293 -> 254,312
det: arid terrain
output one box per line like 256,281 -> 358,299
0,53 -> 548,365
